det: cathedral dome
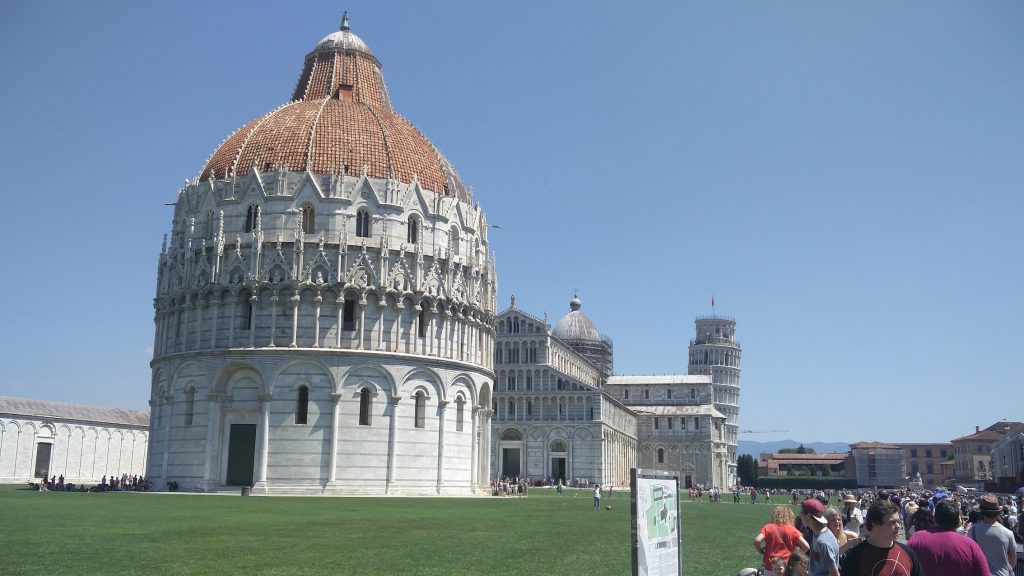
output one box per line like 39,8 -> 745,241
199,15 -> 468,202
552,297 -> 603,343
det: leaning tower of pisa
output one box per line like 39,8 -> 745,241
687,316 -> 741,486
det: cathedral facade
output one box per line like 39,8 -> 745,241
492,299 -> 740,488
148,17 -> 497,495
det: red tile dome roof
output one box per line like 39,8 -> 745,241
200,15 -> 468,201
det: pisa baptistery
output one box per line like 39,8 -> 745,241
148,15 -> 496,495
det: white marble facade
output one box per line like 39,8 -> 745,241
493,302 -> 741,489
491,304 -> 638,487
148,21 -> 497,495
0,397 -> 148,484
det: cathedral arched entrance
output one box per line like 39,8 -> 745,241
498,429 -> 523,479
682,462 -> 695,489
549,439 -> 567,483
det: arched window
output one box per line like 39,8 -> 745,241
356,210 -> 371,238
644,389 -> 650,399
359,388 -> 372,426
450,227 -> 460,255
667,389 -> 672,399
343,295 -> 356,331
245,204 -> 259,233
418,307 -> 427,338
657,448 -> 665,464
238,293 -> 253,330
414,391 -> 426,428
185,388 -> 195,426
456,397 -> 465,432
204,211 -> 215,239
296,386 -> 309,424
623,389 -> 629,400
302,204 -> 315,234
407,216 -> 419,244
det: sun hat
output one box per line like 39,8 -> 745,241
843,494 -> 858,504
979,494 -> 1002,515
802,498 -> 828,524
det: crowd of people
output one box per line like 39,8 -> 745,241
29,472 -> 154,493
750,488 -> 1023,576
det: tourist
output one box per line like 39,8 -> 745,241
842,494 -> 864,535
824,507 -> 861,560
907,507 -> 935,538
754,505 -> 809,573
784,548 -> 810,576
907,498 -> 989,576
800,498 -> 839,576
593,484 -> 601,511
969,494 -> 1017,576
840,499 -> 923,576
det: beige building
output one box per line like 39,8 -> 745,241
952,422 -> 1024,485
895,442 -> 951,488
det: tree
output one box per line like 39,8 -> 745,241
737,454 -> 757,486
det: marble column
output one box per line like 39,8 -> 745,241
200,393 -> 224,491
435,400 -> 448,494
289,293 -> 300,348
386,396 -> 401,494
248,293 -> 258,348
251,392 -> 272,494
470,406 -> 479,493
324,392 -> 342,492
313,294 -> 322,348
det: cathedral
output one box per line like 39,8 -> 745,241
148,16 -> 497,495
492,297 -> 740,488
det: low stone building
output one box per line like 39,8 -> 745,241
0,396 -> 149,484
758,452 -> 851,478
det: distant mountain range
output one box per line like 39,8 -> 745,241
738,439 -> 851,456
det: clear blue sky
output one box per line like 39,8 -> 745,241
2,1 -> 1021,444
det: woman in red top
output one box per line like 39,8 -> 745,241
755,506 -> 811,571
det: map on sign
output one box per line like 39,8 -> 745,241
631,469 -> 682,576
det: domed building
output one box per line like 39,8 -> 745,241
492,297 -> 636,486
148,15 -> 497,495
493,296 -> 740,489
551,296 -> 613,383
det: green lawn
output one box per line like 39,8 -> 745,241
0,485 -> 789,575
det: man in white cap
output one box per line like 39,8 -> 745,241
801,498 -> 839,576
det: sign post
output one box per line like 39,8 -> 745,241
631,468 -> 683,576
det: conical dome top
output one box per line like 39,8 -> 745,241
198,14 -> 469,201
